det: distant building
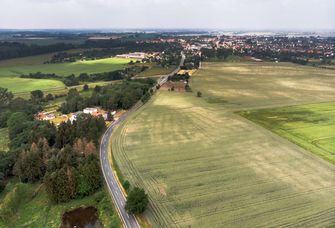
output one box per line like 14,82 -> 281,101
83,108 -> 98,114
36,112 -> 55,121
116,52 -> 147,59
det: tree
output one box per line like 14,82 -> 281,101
83,84 -> 89,91
0,87 -> 13,108
31,90 -> 44,103
125,187 -> 149,214
7,112 -> 28,140
45,93 -> 54,101
106,110 -> 114,121
13,143 -> 44,183
197,91 -> 202,97
44,168 -> 71,203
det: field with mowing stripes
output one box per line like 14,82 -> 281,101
112,62 -> 335,227
0,57 -> 130,94
112,92 -> 335,227
192,62 -> 335,110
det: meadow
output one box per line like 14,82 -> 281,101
0,57 -> 131,77
0,56 -> 131,94
111,61 -> 335,227
240,102 -> 335,165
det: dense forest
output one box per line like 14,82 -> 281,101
0,87 -> 106,204
0,37 -> 182,62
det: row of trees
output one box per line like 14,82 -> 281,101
21,65 -> 149,87
59,79 -> 155,114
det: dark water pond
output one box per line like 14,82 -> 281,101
61,206 -> 102,228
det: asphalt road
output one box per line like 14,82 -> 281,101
99,52 -> 185,228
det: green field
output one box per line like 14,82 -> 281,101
1,76 -> 66,94
0,181 -> 121,227
241,102 -> 335,165
0,57 -> 131,77
0,128 -> 9,152
112,62 -> 335,227
0,57 -> 130,94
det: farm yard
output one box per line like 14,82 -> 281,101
111,61 -> 335,227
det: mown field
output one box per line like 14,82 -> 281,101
192,62 -> 335,110
0,128 -> 9,152
112,91 -> 335,227
0,57 -> 130,77
0,56 -> 130,94
112,62 -> 335,227
0,181 -> 121,227
241,102 -> 335,165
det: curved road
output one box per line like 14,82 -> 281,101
100,52 -> 185,228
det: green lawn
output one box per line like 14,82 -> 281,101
0,181 -> 121,227
240,102 -> 335,165
0,128 -> 9,152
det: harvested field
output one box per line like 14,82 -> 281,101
192,62 -> 335,110
112,91 -> 335,227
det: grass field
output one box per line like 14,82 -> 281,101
0,128 -> 9,152
1,76 -> 66,94
112,61 -> 335,227
0,57 -> 130,94
240,102 -> 335,165
0,181 -> 121,227
192,62 -> 335,110
0,57 -> 131,77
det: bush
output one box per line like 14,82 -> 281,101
125,187 -> 149,214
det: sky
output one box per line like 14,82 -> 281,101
0,0 -> 334,30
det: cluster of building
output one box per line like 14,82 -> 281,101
36,108 -> 116,125
179,34 -> 334,59
116,52 -> 148,59
217,36 -> 335,58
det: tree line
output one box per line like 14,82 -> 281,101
59,78 -> 155,114
20,65 -> 149,87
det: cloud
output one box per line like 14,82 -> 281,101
0,0 -> 334,30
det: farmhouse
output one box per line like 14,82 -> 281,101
116,52 -> 147,59
36,112 -> 55,121
83,108 -> 98,114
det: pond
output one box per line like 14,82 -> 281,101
61,206 -> 102,228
